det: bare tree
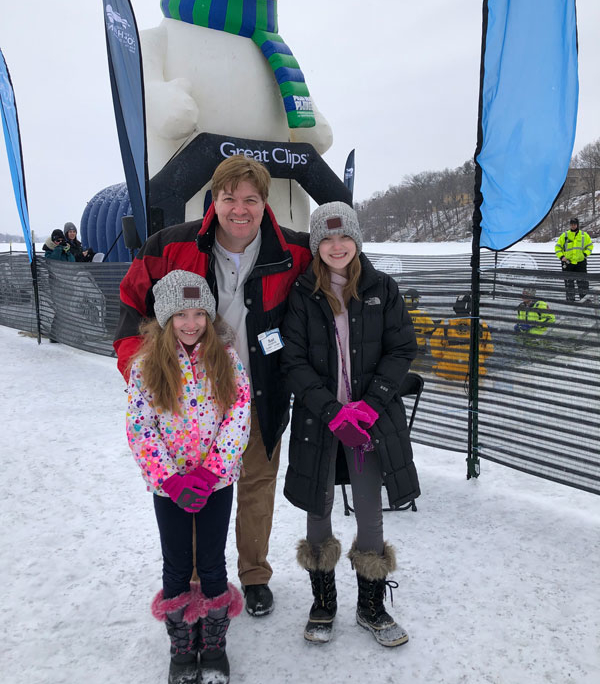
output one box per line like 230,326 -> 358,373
573,138 -> 600,216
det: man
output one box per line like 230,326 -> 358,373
430,293 -> 493,383
404,288 -> 435,350
514,288 -> 555,336
114,155 -> 312,617
554,217 -> 594,302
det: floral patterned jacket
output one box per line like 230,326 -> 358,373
126,336 -> 251,496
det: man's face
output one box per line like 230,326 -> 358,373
570,222 -> 578,232
214,180 -> 265,253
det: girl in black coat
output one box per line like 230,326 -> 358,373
281,202 -> 419,647
64,223 -> 94,262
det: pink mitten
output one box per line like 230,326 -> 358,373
328,405 -> 371,447
346,400 -> 379,428
161,473 -> 213,513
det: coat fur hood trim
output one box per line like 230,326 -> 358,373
215,318 -> 237,347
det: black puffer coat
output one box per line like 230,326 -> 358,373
280,254 -> 420,516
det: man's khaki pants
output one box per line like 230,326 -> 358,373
236,401 -> 281,587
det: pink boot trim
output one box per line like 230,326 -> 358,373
183,582 -> 206,624
195,583 -> 244,619
151,587 -> 193,622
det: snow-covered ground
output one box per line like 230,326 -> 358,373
2,324 -> 599,684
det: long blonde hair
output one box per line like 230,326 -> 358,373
130,314 -> 236,415
312,251 -> 362,315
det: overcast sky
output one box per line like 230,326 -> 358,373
1,0 -> 599,240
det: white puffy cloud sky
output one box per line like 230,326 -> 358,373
1,0 -> 599,239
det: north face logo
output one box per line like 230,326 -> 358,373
365,297 -> 381,305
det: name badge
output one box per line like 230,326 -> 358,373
258,328 -> 284,355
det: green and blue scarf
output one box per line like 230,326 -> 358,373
160,0 -> 315,128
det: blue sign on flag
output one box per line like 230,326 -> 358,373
474,0 -> 578,250
0,49 -> 33,261
102,0 -> 149,244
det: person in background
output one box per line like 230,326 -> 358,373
281,202 -> 419,647
63,222 -> 94,262
554,217 -> 594,302
430,293 -> 493,383
126,270 -> 250,684
514,287 -> 555,337
115,155 -> 313,618
404,288 -> 435,351
42,229 -> 75,262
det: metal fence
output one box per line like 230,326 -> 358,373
0,252 -> 127,356
368,250 -> 600,495
1,249 -> 599,495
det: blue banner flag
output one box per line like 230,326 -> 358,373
102,0 -> 149,244
344,149 -> 355,201
0,49 -> 33,261
474,0 -> 578,250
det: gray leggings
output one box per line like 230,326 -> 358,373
307,440 -> 384,555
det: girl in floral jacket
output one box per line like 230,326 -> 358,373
126,270 -> 250,684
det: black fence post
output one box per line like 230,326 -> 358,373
467,227 -> 482,480
30,240 -> 41,344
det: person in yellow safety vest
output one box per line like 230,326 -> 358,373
430,293 -> 493,382
554,217 -> 594,302
404,288 -> 435,350
514,288 -> 555,336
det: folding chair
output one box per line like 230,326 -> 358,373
342,372 -> 425,516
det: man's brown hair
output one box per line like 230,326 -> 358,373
211,155 -> 271,201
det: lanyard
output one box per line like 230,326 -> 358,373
334,321 -> 371,473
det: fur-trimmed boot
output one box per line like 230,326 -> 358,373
197,583 -> 243,684
151,583 -> 205,684
297,536 -> 341,644
348,541 -> 409,647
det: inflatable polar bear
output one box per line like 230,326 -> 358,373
141,0 -> 333,232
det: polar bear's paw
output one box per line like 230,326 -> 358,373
146,77 -> 199,140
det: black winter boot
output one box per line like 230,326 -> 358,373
165,609 -> 199,684
151,585 -> 204,684
198,584 -> 243,684
348,541 -> 409,648
297,536 -> 341,644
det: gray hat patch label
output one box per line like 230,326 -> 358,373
326,217 -> 343,229
183,287 -> 201,299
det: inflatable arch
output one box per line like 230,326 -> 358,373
81,134 -> 352,262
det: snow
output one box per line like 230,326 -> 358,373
3,325 -> 599,684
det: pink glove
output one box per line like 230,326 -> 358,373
328,405 -> 371,447
346,400 -> 379,428
161,472 -> 213,513
190,465 -> 220,488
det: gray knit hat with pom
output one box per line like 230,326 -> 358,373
152,270 -> 216,327
309,201 -> 362,256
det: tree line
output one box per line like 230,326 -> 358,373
356,138 -> 600,243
